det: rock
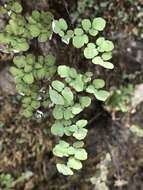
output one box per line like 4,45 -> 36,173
0,66 -> 16,95
131,84 -> 143,108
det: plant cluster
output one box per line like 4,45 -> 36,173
0,173 -> 14,190
53,18 -> 114,69
0,171 -> 33,190
106,84 -> 133,112
0,1 -> 53,52
0,1 -> 114,175
10,53 -> 56,117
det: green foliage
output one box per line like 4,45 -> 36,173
52,18 -> 74,44
0,7 -> 53,52
53,18 -> 114,70
52,16 -> 114,173
10,53 -> 56,117
1,2 -> 114,175
57,65 -> 93,92
53,140 -> 87,175
6,1 -> 23,13
51,119 -> 88,140
86,79 -> 109,101
106,84 -> 133,112
28,10 -> 53,42
130,124 -> 143,137
0,173 -> 14,189
0,171 -> 33,190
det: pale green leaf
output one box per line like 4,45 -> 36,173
94,90 -> 110,101
72,104 -> 83,115
56,164 -> 73,175
80,96 -> 91,108
53,106 -> 63,119
59,18 -> 68,30
57,65 -> 70,78
82,19 -> 91,31
11,2 -> 23,13
72,36 -> 85,48
89,29 -> 98,36
92,56 -> 103,65
49,87 -> 64,105
62,87 -> 73,103
74,28 -> 84,35
93,79 -> 105,89
67,157 -> 82,170
51,122 -> 64,137
52,80 -> 65,92
76,120 -> 88,128
92,17 -> 106,31
73,128 -> 88,140
23,73 -> 34,84
99,61 -> 114,69
84,45 -> 98,59
74,148 -> 87,160
102,52 -> 112,61
73,141 -> 84,148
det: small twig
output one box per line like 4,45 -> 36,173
61,0 -> 73,26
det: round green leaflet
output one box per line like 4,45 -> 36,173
12,38 -> 29,52
59,18 -> 68,31
80,96 -> 91,108
62,87 -> 73,104
92,56 -> 103,65
84,43 -> 98,59
57,65 -> 70,78
74,28 -> 84,36
45,53 -> 56,66
13,55 -> 26,68
24,65 -> 33,73
93,79 -> 105,89
72,35 -> 85,48
76,120 -> 88,128
67,146 -> 75,155
49,87 -> 64,105
31,100 -> 40,109
51,122 -> 64,137
73,128 -> 88,140
23,73 -> 34,84
69,68 -> 78,79
74,148 -> 88,160
29,24 -> 41,37
92,17 -> 106,31
96,37 -> 105,46
102,52 -> 112,61
38,33 -> 49,42
11,2 -> 23,13
53,105 -> 63,119
94,90 -> 110,101
63,107 -> 74,120
22,108 -> 33,118
67,157 -> 82,170
72,104 -> 83,115
56,164 -> 73,175
99,61 -> 114,69
89,28 -> 98,36
71,75 -> 84,92
52,80 -> 65,92
81,19 -> 91,31
86,85 -> 96,94
32,10 -> 40,21
100,40 -> 114,52
73,141 -> 84,148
